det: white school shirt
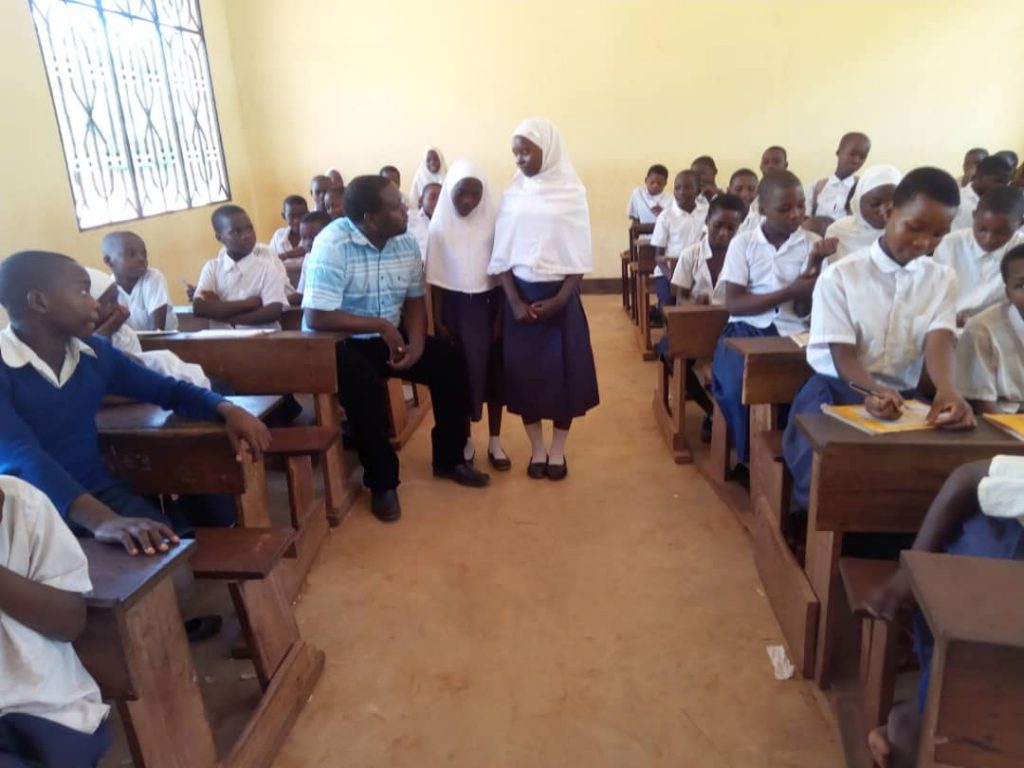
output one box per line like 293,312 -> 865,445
0,476 -> 109,734
932,228 -> 1008,317
956,301 -> 1024,413
977,455 -> 1024,523
194,244 -> 290,330
0,327 -> 96,388
806,241 -> 958,390
116,268 -> 177,332
719,225 -> 820,334
650,202 -> 705,277
951,183 -> 981,231
738,198 -> 764,234
407,210 -> 430,263
807,174 -> 857,220
670,237 -> 728,305
269,225 -> 301,256
626,186 -> 673,225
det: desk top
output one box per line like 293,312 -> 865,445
82,538 -> 195,610
725,336 -> 803,356
142,329 -> 341,344
96,395 -> 281,434
903,551 -> 1024,647
796,414 -> 1020,454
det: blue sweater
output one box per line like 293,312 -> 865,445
0,335 -> 225,517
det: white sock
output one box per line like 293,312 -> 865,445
549,427 -> 569,466
463,438 -> 475,462
488,435 -> 507,459
524,421 -> 546,463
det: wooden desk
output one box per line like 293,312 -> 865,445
173,306 -> 303,332
904,551 -> 1024,767
633,243 -> 658,360
798,415 -> 1024,688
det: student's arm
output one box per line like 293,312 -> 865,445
923,329 -> 975,429
723,278 -> 815,317
229,302 -> 283,327
957,318 -> 1002,415
498,271 -> 537,323
150,305 -> 169,331
430,285 -> 449,339
830,344 -> 905,420
193,294 -> 262,320
0,565 -> 86,642
530,275 -> 583,322
66,493 -> 177,556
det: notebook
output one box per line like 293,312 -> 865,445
821,400 -> 936,435
788,331 -> 810,349
983,413 -> 1024,442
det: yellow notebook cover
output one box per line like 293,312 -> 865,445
983,413 -> 1024,441
821,400 -> 936,435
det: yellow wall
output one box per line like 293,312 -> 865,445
2,0 -> 1023,292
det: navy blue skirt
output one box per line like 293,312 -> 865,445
439,287 -> 505,421
0,713 -> 110,768
502,277 -> 599,422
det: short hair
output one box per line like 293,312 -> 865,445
977,155 -> 1014,178
764,145 -> 788,160
892,167 -> 960,208
283,194 -> 307,211
995,150 -> 1019,168
977,185 -> 1024,220
100,230 -> 141,255
380,165 -> 400,176
965,147 -> 988,160
691,155 -> 717,173
324,184 -> 344,198
301,210 -> 332,228
675,169 -> 698,183
729,168 -> 758,186
310,174 -> 330,185
708,192 -> 748,219
646,164 -> 669,179
343,175 -> 391,223
1001,243 -> 1024,282
0,250 -> 75,318
211,203 -> 247,232
758,170 -> 803,201
839,131 -> 870,149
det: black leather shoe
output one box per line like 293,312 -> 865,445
371,489 -> 402,523
546,459 -> 568,481
435,462 -> 491,487
488,452 -> 512,471
527,458 -> 548,479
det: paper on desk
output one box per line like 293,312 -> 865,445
190,329 -> 274,339
766,645 -> 795,680
134,329 -> 178,336
788,331 -> 810,348
821,400 -> 935,435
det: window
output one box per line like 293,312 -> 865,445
28,0 -> 230,230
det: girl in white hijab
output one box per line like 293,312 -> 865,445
410,147 -> 447,207
487,118 -> 599,481
426,160 -> 509,469
824,165 -> 902,261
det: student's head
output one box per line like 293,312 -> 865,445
962,148 -> 988,182
281,194 -> 309,234
101,231 -> 148,284
691,156 -> 718,194
673,170 -> 699,209
854,166 -> 901,230
1001,244 -> 1024,314
211,204 -> 256,259
728,169 -> 759,207
972,155 -> 1014,196
705,194 -> 747,252
512,135 -> 544,177
760,146 -> 788,176
420,183 -> 442,218
380,165 -> 401,189
994,150 -> 1019,173
310,175 -> 331,211
344,175 -> 408,240
972,186 -> 1024,253
298,211 -> 332,255
324,185 -> 345,219
426,149 -> 442,174
881,167 -> 960,265
758,171 -> 805,237
326,168 -> 344,187
0,251 -> 98,336
645,164 -> 669,196
835,132 -> 871,178
451,177 -> 484,217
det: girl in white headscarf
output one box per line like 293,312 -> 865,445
426,160 -> 509,469
824,165 -> 902,261
410,147 -> 447,207
487,118 -> 600,481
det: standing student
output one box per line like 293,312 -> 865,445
325,167 -> 344,187
934,186 -> 1024,323
407,182 -> 442,261
959,147 -> 988,187
426,160 -> 509,470
310,174 -> 332,213
760,146 -> 788,176
710,171 -> 835,465
806,131 -> 871,220
269,194 -> 309,266
649,170 -> 704,309
728,168 -> 762,233
380,165 -> 412,208
950,154 -> 1015,230
487,118 -> 599,481
0,475 -> 111,768
410,147 -> 447,206
824,165 -> 902,261
100,231 -> 177,331
626,164 -> 672,226
691,155 -> 721,207
323,185 -> 345,220
782,168 -> 975,511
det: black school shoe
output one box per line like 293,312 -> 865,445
527,458 -> 548,479
185,615 -> 223,643
434,462 -> 491,487
488,452 -> 512,472
546,459 -> 568,481
371,489 -> 402,523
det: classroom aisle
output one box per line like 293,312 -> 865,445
274,295 -> 843,768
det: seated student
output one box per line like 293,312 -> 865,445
824,165 -> 902,261
323,185 -> 345,220
406,182 -> 442,261
0,250 -> 270,551
691,155 -> 721,208
728,168 -> 761,234
864,456 -> 1024,768
782,168 -> 975,511
268,195 -> 309,270
649,170 -> 703,310
956,244 -> 1024,414
193,205 -> 290,330
710,171 -> 836,465
411,147 -> 447,206
959,147 -> 988,187
994,149 -> 1019,176
626,164 -> 672,228
100,231 -> 178,332
294,210 -> 334,304
807,131 -> 871,220
934,186 -> 1024,324
0,475 -> 111,768
760,145 -> 788,176
380,165 -> 412,209
950,154 -> 1014,230
310,174 -> 331,213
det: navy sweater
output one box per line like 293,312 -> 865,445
0,335 -> 225,517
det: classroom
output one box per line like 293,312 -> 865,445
1,1 -> 1023,767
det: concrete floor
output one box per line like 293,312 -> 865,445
268,295 -> 843,768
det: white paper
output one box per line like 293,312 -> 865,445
766,644 -> 795,680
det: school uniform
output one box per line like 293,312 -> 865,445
781,242 -> 958,509
269,225 -> 299,256
823,165 -> 902,261
670,236 -> 728,305
487,117 -> 599,423
950,182 -> 981,231
710,225 -> 819,463
626,186 -> 673,225
406,209 -> 431,262
0,476 -> 111,768
957,300 -> 1024,413
807,173 -> 857,220
649,201 -> 705,308
194,244 -> 290,330
932,227 -> 1008,317
410,146 -> 447,207
115,267 -> 177,332
737,198 -> 763,234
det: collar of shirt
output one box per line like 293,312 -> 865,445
751,223 -> 810,256
868,240 -> 928,275
0,326 -> 97,389
828,173 -> 857,190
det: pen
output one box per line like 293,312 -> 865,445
849,382 -> 884,399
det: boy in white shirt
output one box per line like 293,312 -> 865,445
650,169 -> 703,310
309,174 -> 331,213
193,204 -> 289,330
100,231 -> 177,331
691,155 -> 721,208
728,168 -> 762,234
934,186 -> 1024,324
806,132 -> 871,220
0,475 -> 111,767
760,146 -> 788,176
710,171 -> 836,464
956,244 -> 1024,414
380,165 -> 412,209
406,182 -> 442,262
958,147 -> 988,188
782,168 -> 975,511
949,154 -> 1014,230
626,164 -> 671,226
268,195 -> 309,283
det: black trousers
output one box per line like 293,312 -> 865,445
335,336 -> 471,491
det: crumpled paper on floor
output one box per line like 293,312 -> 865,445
766,644 -> 795,680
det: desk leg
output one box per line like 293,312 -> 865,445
749,404 -> 784,528
709,403 -> 731,482
805,454 -> 842,688
236,448 -> 272,527
313,393 -> 358,526
118,578 -> 218,768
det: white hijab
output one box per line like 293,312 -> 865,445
425,160 -> 498,294
488,118 -> 593,277
411,146 -> 447,204
826,165 -> 902,260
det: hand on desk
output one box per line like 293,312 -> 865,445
865,387 -> 905,421
927,389 -> 975,430
217,402 -> 272,461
